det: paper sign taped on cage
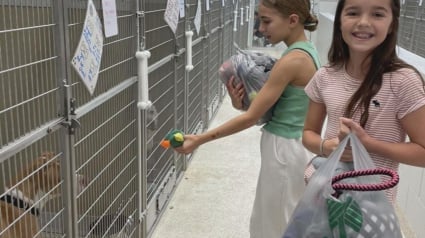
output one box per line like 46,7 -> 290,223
194,0 -> 201,34
102,0 -> 118,37
71,0 -> 104,95
179,0 -> 185,18
164,0 -> 179,34
206,0 -> 210,11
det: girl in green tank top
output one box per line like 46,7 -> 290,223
174,0 -> 321,237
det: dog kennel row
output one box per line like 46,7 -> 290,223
0,0 -> 252,237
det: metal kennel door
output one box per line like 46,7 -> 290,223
1,0 -> 144,237
58,0 -> 142,237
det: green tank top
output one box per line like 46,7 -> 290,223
263,41 -> 321,139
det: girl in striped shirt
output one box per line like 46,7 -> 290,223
302,0 -> 425,202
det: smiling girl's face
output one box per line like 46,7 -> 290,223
340,0 -> 393,56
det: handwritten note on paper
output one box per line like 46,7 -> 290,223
71,0 -> 104,95
179,0 -> 185,18
194,0 -> 201,34
164,0 -> 179,34
102,0 -> 118,37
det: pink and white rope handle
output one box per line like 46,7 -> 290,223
331,168 -> 399,196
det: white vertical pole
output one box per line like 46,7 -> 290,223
240,7 -> 244,26
233,9 -> 238,31
135,50 -> 152,110
185,31 -> 194,71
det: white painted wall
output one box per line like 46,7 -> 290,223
314,1 -> 425,237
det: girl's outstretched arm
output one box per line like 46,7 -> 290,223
175,51 -> 315,155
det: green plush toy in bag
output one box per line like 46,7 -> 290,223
283,133 -> 402,238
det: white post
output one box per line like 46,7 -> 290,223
240,7 -> 244,26
185,31 -> 194,72
233,9 -> 238,31
246,6 -> 249,22
135,50 -> 152,110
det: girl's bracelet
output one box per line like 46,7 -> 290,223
319,139 -> 327,157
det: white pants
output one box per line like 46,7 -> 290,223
249,130 -> 312,238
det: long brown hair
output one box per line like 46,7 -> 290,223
260,0 -> 319,32
328,0 -> 424,127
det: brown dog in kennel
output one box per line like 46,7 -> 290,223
0,152 -> 86,238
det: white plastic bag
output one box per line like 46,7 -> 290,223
283,133 -> 402,238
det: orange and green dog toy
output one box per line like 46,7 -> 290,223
160,129 -> 185,148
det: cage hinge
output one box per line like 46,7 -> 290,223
136,11 -> 145,17
61,98 -> 80,135
61,118 -> 81,135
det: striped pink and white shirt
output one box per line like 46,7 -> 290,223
305,65 -> 425,201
